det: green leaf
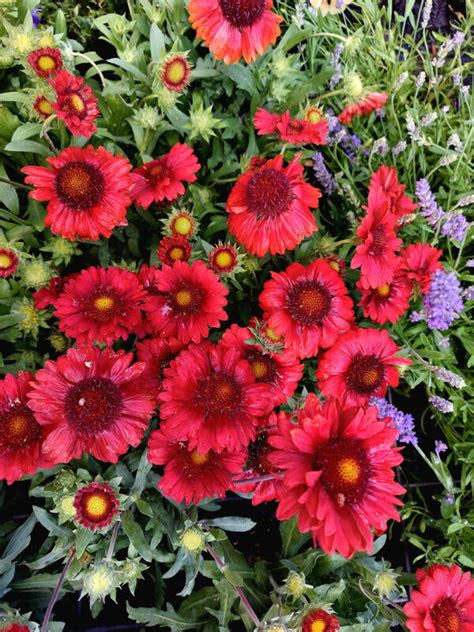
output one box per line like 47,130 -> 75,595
75,527 -> 95,558
32,506 -> 72,539
0,514 -> 37,574
179,587 -> 219,620
150,23 -> 166,61
127,602 -> 201,630
219,64 -> 259,96
203,517 -> 256,532
222,567 -> 244,587
4,140 -> 50,156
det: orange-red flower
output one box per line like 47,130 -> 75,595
357,263 -> 412,324
28,47 -> 63,78
73,482 -> 119,530
161,55 -> 191,92
339,92 -> 388,125
157,235 -> 192,266
401,243 -> 443,293
302,609 -> 340,632
254,108 -> 328,145
0,248 -> 19,278
33,95 -> 54,119
50,69 -> 99,138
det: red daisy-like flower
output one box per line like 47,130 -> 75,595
269,395 -> 405,558
403,564 -> 474,632
351,196 -> 403,289
157,235 -> 192,266
188,0 -> 282,65
22,145 -> 133,241
27,47 -> 63,78
131,144 -> 200,209
369,165 -> 417,219
73,482 -> 119,530
209,243 -> 239,274
315,327 -> 412,406
27,346 -> 154,464
302,608 -> 340,632
169,211 -> 197,238
219,324 -> 303,407
147,425 -> 246,504
227,154 -> 321,256
339,92 -> 388,124
142,260 -> 228,344
254,108 -> 328,145
1,624 -> 31,632
0,248 -> 19,278
0,371 -> 52,484
160,55 -> 192,92
53,267 -> 146,345
259,260 -> 354,359
325,254 -> 347,276
159,342 -> 273,453
33,95 -> 54,119
357,263 -> 412,324
50,69 -> 99,138
135,336 -> 185,403
401,243 -> 443,293
33,275 -> 73,310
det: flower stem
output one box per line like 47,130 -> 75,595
233,474 -> 276,485
105,518 -> 122,561
0,177 -> 32,191
41,546 -> 76,632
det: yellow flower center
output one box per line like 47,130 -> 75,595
173,216 -> 193,236
377,284 -> 391,297
251,360 -> 268,379
166,60 -> 186,84
94,296 -> 114,311
84,494 -> 108,519
0,253 -> 13,268
337,458 -> 361,484
181,528 -> 205,552
67,94 -> 86,113
215,250 -> 234,269
38,98 -> 54,115
311,622 -> 327,632
169,246 -> 186,261
265,326 -> 281,342
306,107 -> 324,124
37,54 -> 56,72
190,449 -> 209,465
175,289 -> 192,307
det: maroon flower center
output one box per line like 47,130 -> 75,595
180,447 -> 216,477
346,353 -> 385,395
287,280 -> 332,325
55,161 -> 105,210
145,159 -> 169,185
246,350 -> 277,383
0,404 -> 41,449
83,291 -> 121,323
430,597 -> 462,632
197,373 -> 242,417
64,377 -> 122,434
168,285 -> 202,314
247,432 -> 272,474
314,439 -> 369,507
369,225 -> 387,256
246,168 -> 293,219
218,0 -> 266,28
287,119 -> 305,133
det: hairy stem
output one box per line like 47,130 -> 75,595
41,546 -> 76,632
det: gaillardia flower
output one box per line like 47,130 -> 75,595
254,108 -> 328,145
0,247 -> 19,278
357,263 -> 412,325
401,243 -> 443,293
22,145 -> 133,241
188,0 -> 283,65
339,92 -> 388,125
160,54 -> 191,92
227,155 -> 321,256
73,481 -> 119,530
27,47 -> 62,78
135,336 -> 185,402
33,95 -> 54,119
369,165 -> 417,219
157,235 -> 192,266
50,69 -> 99,138
27,346 -> 154,463
209,243 -> 240,274
301,608 -> 340,632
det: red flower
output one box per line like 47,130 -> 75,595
142,260 -> 228,344
50,69 -> 99,138
33,275 -> 73,310
339,92 -> 388,124
269,395 -> 404,558
188,0 -> 282,65
131,144 -> 200,208
0,372 -> 52,484
259,260 -> 354,359
369,165 -> 417,219
27,346 -> 154,464
351,197 -> 403,289
403,564 -> 474,632
22,145 -> 133,241
53,267 -> 146,345
135,336 -> 185,402
161,55 -> 192,92
147,425 -> 246,504
33,95 -> 54,119
73,482 -> 119,530
28,47 -> 63,78
227,155 -> 321,256
254,108 -> 328,145
219,324 -> 303,408
159,342 -> 273,453
315,327 -> 412,406
157,235 -> 192,266
0,248 -> 19,278
302,609 -> 340,632
357,263 -> 412,324
401,243 -> 443,293
209,243 -> 239,274
1,624 -> 31,632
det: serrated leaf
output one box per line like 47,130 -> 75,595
127,602 -> 200,630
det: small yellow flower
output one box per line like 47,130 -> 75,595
181,527 -> 206,554
374,569 -> 398,598
11,32 -> 34,54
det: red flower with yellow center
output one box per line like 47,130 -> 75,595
357,263 -> 412,324
0,248 -> 19,278
401,243 -> 443,293
33,95 -> 54,119
50,69 -> 99,138
339,92 -> 388,125
28,47 -> 63,78
157,235 -> 192,266
209,243 -> 239,274
73,482 -> 119,530
160,55 -> 191,92
302,608 -> 340,632
254,108 -> 328,145
169,211 -> 196,238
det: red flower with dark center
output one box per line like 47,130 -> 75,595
401,243 -> 443,293
50,69 -> 99,138
142,260 -> 228,344
369,165 -> 417,219
357,263 -> 412,324
131,144 -> 200,208
188,0 -> 282,64
28,47 -> 63,78
315,327 -> 412,406
157,235 -> 192,266
254,108 -> 328,145
73,482 -> 119,530
1,624 -> 31,632
53,267 -> 146,345
27,346 -> 154,463
209,243 -> 239,274
135,336 -> 185,403
159,342 -> 273,453
219,324 -> 303,408
403,564 -> 474,632
161,55 -> 191,92
33,275 -> 74,310
269,395 -> 405,558
325,254 -> 347,276
259,260 -> 354,359
0,248 -> 19,278
0,371 -> 53,484
147,425 -> 246,504
302,608 -> 340,632
33,95 -> 54,119
22,145 -> 133,241
227,155 -> 321,256
339,92 -> 388,124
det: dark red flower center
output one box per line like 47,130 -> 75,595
168,285 -> 202,314
315,439 -> 369,507
369,225 -> 387,256
430,597 -> 462,632
62,93 -> 86,117
77,488 -> 116,524
246,350 -> 277,383
145,159 -> 169,185
0,404 -> 41,450
56,161 -> 105,210
218,0 -> 266,28
180,446 -> 216,477
346,353 -> 385,395
247,432 -> 272,474
64,377 -> 122,434
287,280 -> 332,325
197,373 -> 242,416
246,168 -> 293,219
287,119 -> 305,133
83,291 -> 121,323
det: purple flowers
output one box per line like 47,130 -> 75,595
32,7 -> 41,28
434,440 -> 448,457
329,44 -> 344,89
312,152 -> 337,195
423,270 -> 464,330
415,178 -> 445,227
429,395 -> 454,414
441,213 -> 469,242
371,398 -> 418,445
